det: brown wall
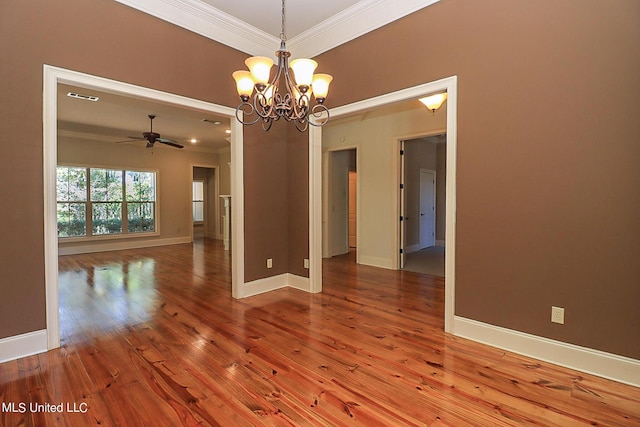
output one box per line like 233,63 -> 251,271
1,0 -> 639,362
243,121 -> 309,282
317,0 -> 640,358
287,129 -> 310,277
0,0 -> 246,339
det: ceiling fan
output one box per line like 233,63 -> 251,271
118,115 -> 184,149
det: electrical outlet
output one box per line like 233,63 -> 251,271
304,258 -> 309,269
266,258 -> 273,269
551,306 -> 565,324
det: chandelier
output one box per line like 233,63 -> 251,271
232,0 -> 333,132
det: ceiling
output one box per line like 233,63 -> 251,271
59,0 -> 440,153
198,0 -> 363,39
58,84 -> 232,152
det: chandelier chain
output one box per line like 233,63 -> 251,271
280,0 -> 286,42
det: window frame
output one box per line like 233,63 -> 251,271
57,164 -> 160,242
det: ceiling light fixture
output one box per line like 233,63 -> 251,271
419,93 -> 448,114
232,0 -> 333,132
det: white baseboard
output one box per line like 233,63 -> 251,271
0,330 -> 48,364
59,236 -> 192,255
287,274 -> 311,292
453,316 -> 640,388
241,273 -> 311,298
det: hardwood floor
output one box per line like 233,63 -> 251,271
1,239 -> 639,426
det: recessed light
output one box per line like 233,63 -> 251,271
190,139 -> 198,144
225,129 -> 231,134
202,119 -> 222,125
67,92 -> 99,102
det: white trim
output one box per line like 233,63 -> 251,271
0,330 -> 47,364
114,0 -> 278,57
313,76 -> 458,334
43,65 -> 243,353
309,126 -> 323,293
240,273 -> 310,298
453,316 -> 640,388
113,0 -> 440,58
230,110 -> 245,298
287,274 -> 311,293
289,0 -> 441,58
58,236 -> 191,256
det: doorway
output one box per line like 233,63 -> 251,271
326,148 -> 357,258
400,134 -> 446,277
192,166 -> 218,241
43,65 -> 243,350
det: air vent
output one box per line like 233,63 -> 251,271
67,92 -> 99,102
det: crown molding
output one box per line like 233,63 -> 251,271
288,0 -> 440,58
114,0 -> 440,58
114,0 -> 279,56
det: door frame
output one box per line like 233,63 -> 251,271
309,75 -> 458,333
43,65 -> 244,350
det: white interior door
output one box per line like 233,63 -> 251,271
420,169 -> 436,248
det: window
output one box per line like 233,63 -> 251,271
91,168 -> 123,235
56,167 -> 87,237
127,171 -> 156,233
56,166 -> 157,238
193,181 -> 204,223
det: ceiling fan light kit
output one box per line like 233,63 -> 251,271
232,0 -> 333,132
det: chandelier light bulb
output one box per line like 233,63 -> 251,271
290,58 -> 318,88
311,74 -> 333,102
232,70 -> 255,101
245,56 -> 274,87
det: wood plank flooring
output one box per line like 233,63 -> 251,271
1,239 -> 639,426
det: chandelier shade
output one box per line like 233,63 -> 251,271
232,0 -> 332,131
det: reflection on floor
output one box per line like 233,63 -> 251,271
403,245 -> 445,277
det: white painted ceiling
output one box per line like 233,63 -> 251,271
198,0 -> 363,39
60,0 -> 440,152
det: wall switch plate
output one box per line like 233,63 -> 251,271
267,258 -> 273,269
551,306 -> 565,324
304,258 -> 309,269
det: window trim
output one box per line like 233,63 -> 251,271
57,164 -> 160,242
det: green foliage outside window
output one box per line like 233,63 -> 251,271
56,166 -> 156,238
56,167 -> 87,237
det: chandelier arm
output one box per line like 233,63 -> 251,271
307,104 -> 330,127
235,102 -> 262,125
295,120 -> 308,132
262,118 -> 273,132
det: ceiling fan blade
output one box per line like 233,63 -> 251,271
115,137 -> 145,144
157,138 -> 184,149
